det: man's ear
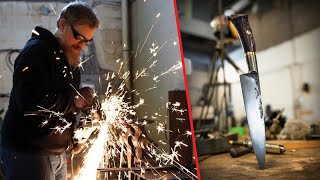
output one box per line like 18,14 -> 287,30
58,18 -> 67,31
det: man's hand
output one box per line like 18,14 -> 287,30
74,87 -> 95,109
91,110 -> 101,121
71,143 -> 86,155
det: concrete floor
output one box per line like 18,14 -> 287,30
199,141 -> 320,179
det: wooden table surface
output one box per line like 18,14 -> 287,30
198,140 -> 320,179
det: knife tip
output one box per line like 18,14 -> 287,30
258,163 -> 265,169
257,156 -> 265,169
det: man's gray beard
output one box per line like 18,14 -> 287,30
66,50 -> 80,68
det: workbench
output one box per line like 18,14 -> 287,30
199,140 -> 320,179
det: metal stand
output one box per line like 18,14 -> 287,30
196,37 -> 243,133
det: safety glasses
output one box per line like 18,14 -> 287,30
70,25 -> 93,45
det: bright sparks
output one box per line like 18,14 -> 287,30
75,125 -> 109,180
49,3 -> 56,14
32,13 -> 197,179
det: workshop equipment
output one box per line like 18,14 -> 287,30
306,124 -> 320,140
229,141 -> 285,158
168,90 -> 193,166
195,129 -> 239,156
96,119 -> 194,180
111,120 -> 156,180
196,131 -> 231,156
230,147 -> 252,158
229,14 -> 266,169
97,165 -> 191,179
265,107 -> 286,140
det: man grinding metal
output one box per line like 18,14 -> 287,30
1,2 -> 100,179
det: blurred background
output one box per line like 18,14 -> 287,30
176,0 -> 320,179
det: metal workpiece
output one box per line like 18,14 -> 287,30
230,147 -> 252,158
229,140 -> 286,154
265,143 -> 286,154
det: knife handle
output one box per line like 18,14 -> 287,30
230,147 -> 252,158
228,14 -> 258,72
228,14 -> 255,53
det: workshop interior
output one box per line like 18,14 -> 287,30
0,0 -> 320,179
176,0 -> 320,179
0,0 -> 197,179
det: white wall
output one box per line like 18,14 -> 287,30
131,0 -> 186,151
0,2 -> 64,94
0,2 -> 65,118
93,2 -> 122,72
